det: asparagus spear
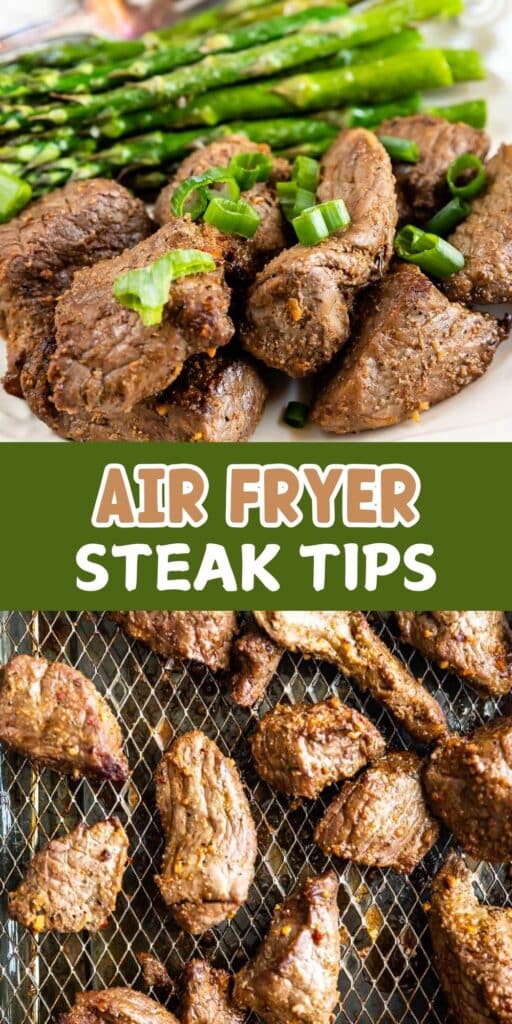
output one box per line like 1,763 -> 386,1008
442,48 -> 485,81
426,98 -> 487,128
0,38 -> 144,74
23,0 -> 462,132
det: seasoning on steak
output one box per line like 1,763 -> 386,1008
424,714 -> 512,862
233,871 -> 340,1024
9,817 -> 128,933
0,178 -> 151,397
0,654 -> 129,782
251,696 -> 385,799
226,622 -> 283,707
58,988 -> 180,1024
137,953 -> 174,991
110,611 -> 237,672
255,612 -> 447,743
242,128 -> 397,377
397,611 -> 512,697
444,143 -> 512,303
310,262 -> 502,434
154,731 -> 257,933
180,959 -> 244,1024
50,219 -> 234,416
315,752 -> 438,873
154,135 -> 289,284
378,114 -> 489,223
429,852 -> 512,1024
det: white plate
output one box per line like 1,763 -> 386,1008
1,0 -> 511,442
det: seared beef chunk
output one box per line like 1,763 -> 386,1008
58,988 -> 180,1024
251,696 -> 385,799
110,611 -> 237,672
255,612 -> 446,743
137,953 -> 174,991
50,219 -> 233,416
154,136 -> 289,284
233,871 -> 340,1024
227,623 -> 283,707
425,715 -> 512,862
430,853 -> 512,1024
149,350 -> 268,441
378,114 -> 489,222
0,179 -> 151,397
314,752 -> 438,873
397,611 -> 512,696
0,655 -> 128,782
9,817 -> 128,933
242,128 -> 397,377
154,731 -> 257,933
445,143 -> 512,303
181,959 -> 244,1024
311,262 -> 502,434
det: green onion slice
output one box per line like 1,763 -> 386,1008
277,180 -> 316,222
394,224 -> 464,278
292,155 -> 320,193
228,151 -> 272,190
425,196 -> 470,236
204,195 -> 261,238
171,166 -> 240,219
113,248 -> 216,326
292,199 -> 351,246
379,134 -> 420,163
284,400 -> 309,428
0,167 -> 32,223
446,152 -> 487,199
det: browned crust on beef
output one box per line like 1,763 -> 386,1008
110,611 -> 237,672
154,731 -> 257,933
310,263 -> 501,435
58,987 -> 180,1024
137,952 -> 174,991
227,623 -> 283,707
251,696 -> 385,798
0,654 -> 128,781
181,959 -> 244,1024
8,817 -> 128,933
314,752 -> 439,873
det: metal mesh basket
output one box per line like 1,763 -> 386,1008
1,611 -> 510,1024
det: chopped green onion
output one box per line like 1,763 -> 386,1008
204,196 -> 260,238
379,135 -> 420,163
446,153 -> 487,200
284,400 -> 309,428
277,180 -> 316,222
228,151 -> 272,190
171,167 -> 240,219
292,155 -> 320,193
0,168 -> 32,223
292,199 -> 351,247
425,196 -> 470,236
113,248 -> 216,326
394,224 -> 464,278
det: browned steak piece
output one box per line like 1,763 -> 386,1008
137,953 -> 174,991
0,654 -> 128,782
58,988 -> 180,1024
110,611 -> 237,672
154,135 -> 289,284
315,752 -> 438,873
50,219 -> 234,416
378,114 -> 489,222
425,715 -> 512,862
227,623 -> 283,707
233,871 -> 340,1024
310,263 -> 502,435
251,696 -> 385,798
150,350 -> 268,441
154,731 -> 256,933
397,611 -> 512,697
9,817 -> 128,933
429,853 -> 512,1024
242,128 -> 397,377
255,612 -> 446,743
0,179 -> 151,397
444,144 -> 512,303
181,959 -> 244,1024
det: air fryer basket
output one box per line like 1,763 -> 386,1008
1,611 -> 510,1024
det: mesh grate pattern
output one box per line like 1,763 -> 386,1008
1,610 -> 511,1024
